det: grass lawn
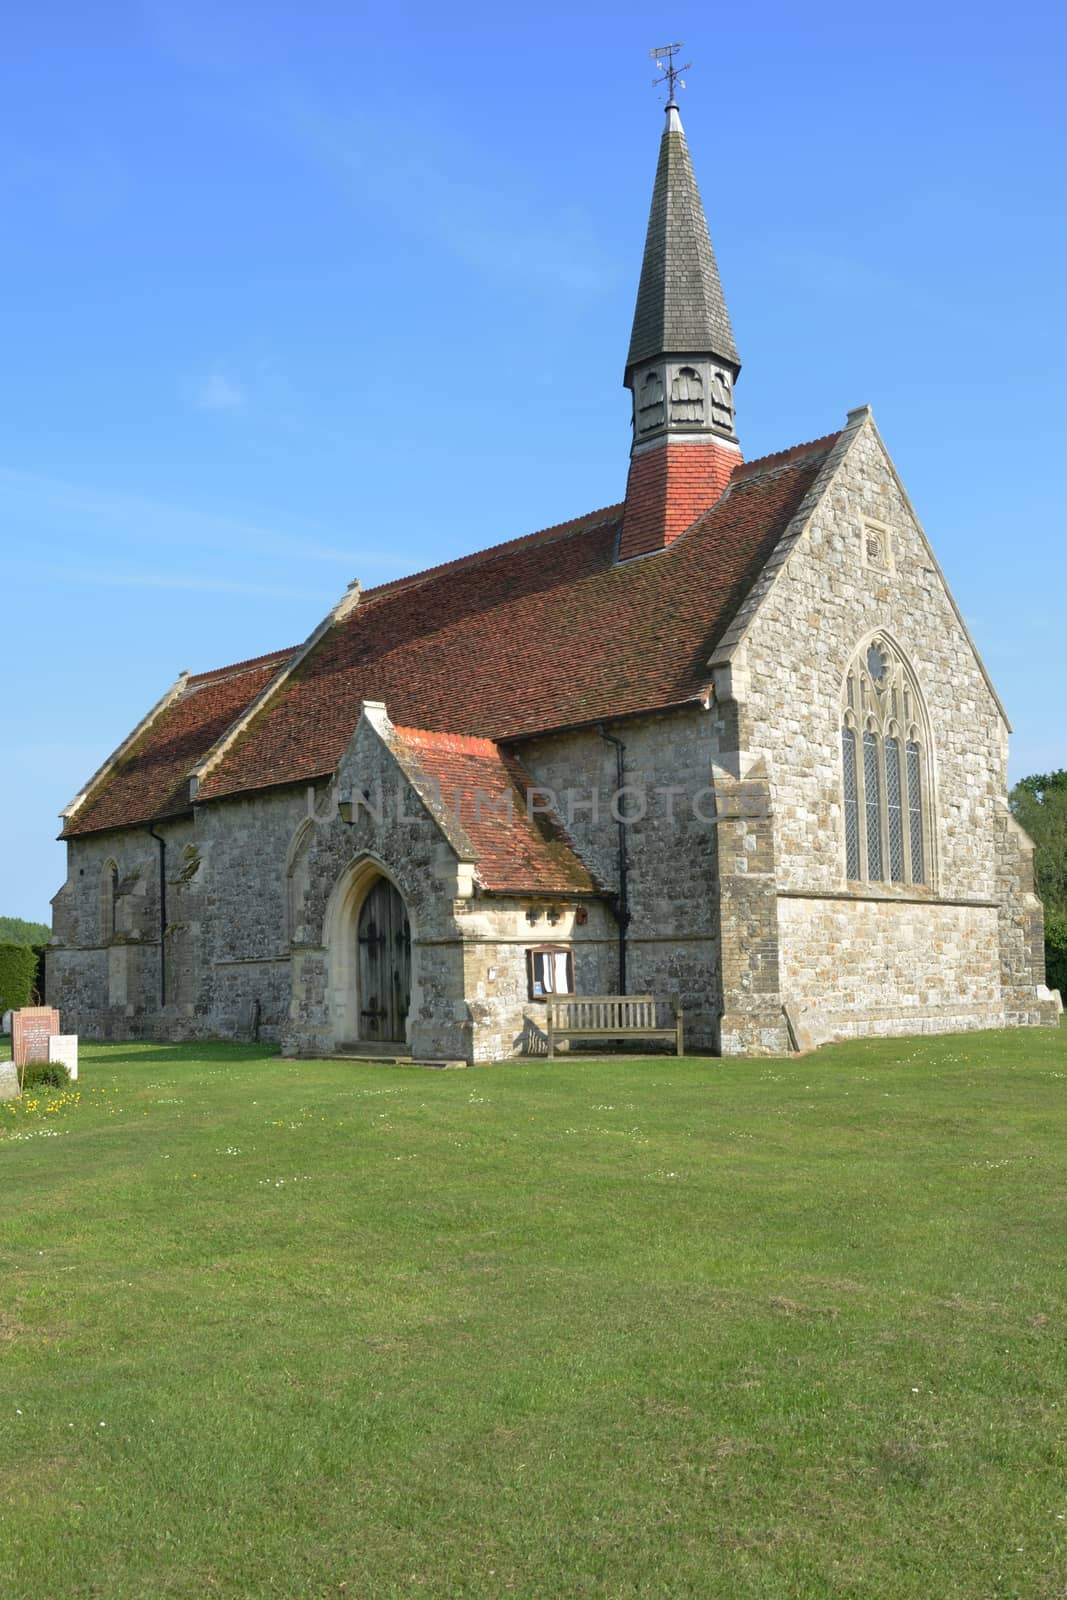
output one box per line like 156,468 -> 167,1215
1,1027 -> 1065,1599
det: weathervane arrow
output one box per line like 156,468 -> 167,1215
650,41 -> 692,105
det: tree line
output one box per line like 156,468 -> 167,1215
0,916 -> 50,947
1010,770 -> 1067,994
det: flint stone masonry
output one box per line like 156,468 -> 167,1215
48,420 -> 1054,1059
45,98 -> 1055,1061
706,413 -> 1053,1043
516,709 -> 724,1051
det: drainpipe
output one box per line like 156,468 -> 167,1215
147,824 -> 167,1007
596,724 -> 630,996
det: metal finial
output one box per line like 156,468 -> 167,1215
649,42 -> 691,106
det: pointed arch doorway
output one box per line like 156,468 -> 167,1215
357,877 -> 411,1043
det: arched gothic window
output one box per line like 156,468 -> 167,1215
841,637 -> 929,886
100,859 -> 119,942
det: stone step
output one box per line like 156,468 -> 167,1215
328,1052 -> 469,1070
334,1040 -> 412,1058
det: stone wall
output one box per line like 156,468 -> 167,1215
777,894 -> 1003,1040
50,413 -> 1050,1057
284,715 -> 475,1060
187,789 -> 307,1041
49,785 -> 308,1043
710,760 -> 789,1055
995,802 -> 1061,1027
283,711 -> 617,1062
456,896 -> 617,1062
712,410 -> 1052,1040
516,708 -> 725,1049
50,827 -> 162,1039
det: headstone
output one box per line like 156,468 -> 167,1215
12,1007 -> 61,1068
48,1034 -> 79,1082
0,1060 -> 18,1101
1,1009 -> 11,1036
1038,984 -> 1064,1017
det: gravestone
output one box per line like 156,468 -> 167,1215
12,1007 -> 61,1068
0,1060 -> 17,1101
48,1034 -> 79,1082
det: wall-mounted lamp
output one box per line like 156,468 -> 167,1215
337,798 -> 354,824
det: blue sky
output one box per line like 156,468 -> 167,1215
5,0 -> 1065,923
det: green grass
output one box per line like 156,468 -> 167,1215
1,1027 -> 1065,1599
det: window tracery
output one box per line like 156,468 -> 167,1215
840,637 -> 929,887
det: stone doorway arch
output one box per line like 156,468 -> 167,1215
323,856 -> 412,1048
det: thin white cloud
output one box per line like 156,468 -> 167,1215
13,560 -> 320,600
0,463 -> 397,570
195,369 -> 246,411
289,102 -> 615,295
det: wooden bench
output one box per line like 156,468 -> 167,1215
545,995 -> 684,1059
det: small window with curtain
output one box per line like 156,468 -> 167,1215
527,945 -> 574,1001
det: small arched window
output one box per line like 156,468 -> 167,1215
100,860 -> 119,942
840,638 -> 929,887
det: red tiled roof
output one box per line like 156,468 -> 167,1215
392,726 -> 599,895
64,435 -> 839,837
62,649 -> 295,837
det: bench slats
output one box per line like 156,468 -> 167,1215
545,995 -> 684,1059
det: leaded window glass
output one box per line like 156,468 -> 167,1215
886,738 -> 905,882
841,637 -> 931,888
907,741 -> 924,884
863,730 -> 883,881
842,727 -> 860,879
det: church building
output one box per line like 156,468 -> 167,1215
48,91 -> 1058,1061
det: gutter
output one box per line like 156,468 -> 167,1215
147,824 -> 167,1007
596,725 -> 630,995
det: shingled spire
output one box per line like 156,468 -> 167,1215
619,98 -> 743,562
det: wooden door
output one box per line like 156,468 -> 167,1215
357,878 -> 411,1042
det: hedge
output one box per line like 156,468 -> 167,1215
0,942 -> 38,1013
1046,910 -> 1067,998
30,941 -> 50,1006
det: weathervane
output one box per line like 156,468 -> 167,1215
650,42 -> 691,106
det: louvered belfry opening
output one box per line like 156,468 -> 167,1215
620,100 -> 742,561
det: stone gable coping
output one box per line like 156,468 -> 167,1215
706,408 -> 1010,730
188,582 -> 364,799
